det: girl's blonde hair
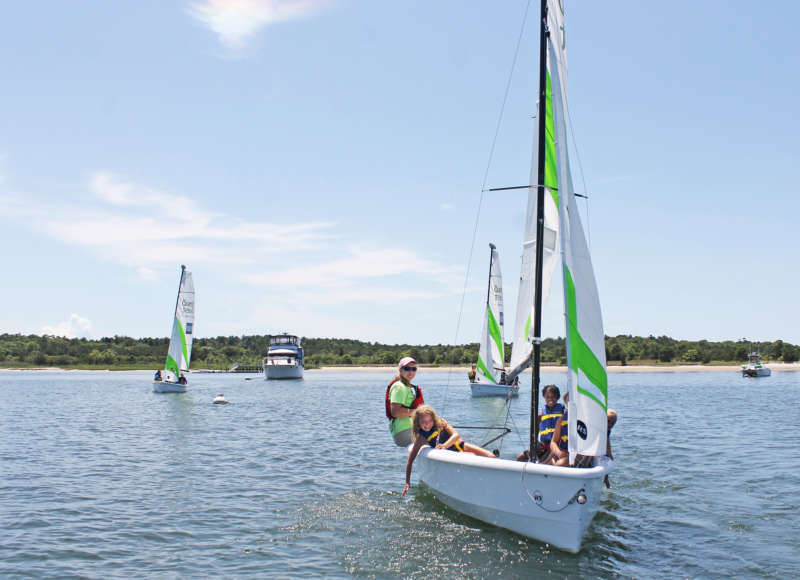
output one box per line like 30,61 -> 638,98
411,404 -> 443,439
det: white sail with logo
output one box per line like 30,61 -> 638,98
164,268 -> 194,382
475,244 -> 505,384
546,5 -> 608,461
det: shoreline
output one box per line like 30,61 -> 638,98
313,363 -> 800,373
3,363 -> 800,373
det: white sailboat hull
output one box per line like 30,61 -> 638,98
264,364 -> 304,380
470,383 -> 520,398
414,447 -> 613,553
152,381 -> 187,393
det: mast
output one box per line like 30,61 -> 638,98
485,244 -> 496,307
529,0 -> 549,459
174,265 -> 186,320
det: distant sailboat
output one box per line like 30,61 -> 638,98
471,244 -> 518,397
412,1 -> 613,552
153,265 -> 195,393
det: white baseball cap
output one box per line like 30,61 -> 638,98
398,356 -> 417,370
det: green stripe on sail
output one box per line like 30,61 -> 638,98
177,317 -> 189,369
166,354 -> 179,378
524,314 -> 531,343
487,309 -> 504,363
545,71 -> 559,210
565,266 -> 607,411
477,356 -> 497,383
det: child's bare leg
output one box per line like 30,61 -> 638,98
463,442 -> 495,457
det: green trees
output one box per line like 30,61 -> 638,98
0,332 -> 797,369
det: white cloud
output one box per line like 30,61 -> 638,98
1,171 -> 468,337
440,203 -> 454,211
42,314 -> 93,339
243,246 -> 458,289
0,171 -> 463,306
2,171 -> 336,270
188,0 -> 331,50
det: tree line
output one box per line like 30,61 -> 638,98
0,332 -> 797,369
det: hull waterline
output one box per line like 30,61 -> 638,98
153,381 -> 187,393
470,383 -> 520,398
264,365 -> 304,380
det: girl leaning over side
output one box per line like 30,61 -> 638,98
401,405 -> 494,496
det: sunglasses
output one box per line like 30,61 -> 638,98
402,366 -> 418,372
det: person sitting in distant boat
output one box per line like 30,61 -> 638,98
177,372 -> 187,385
468,364 -> 477,383
386,357 -> 425,447
154,369 -> 162,381
402,404 -> 495,496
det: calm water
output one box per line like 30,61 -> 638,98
1,369 -> 798,578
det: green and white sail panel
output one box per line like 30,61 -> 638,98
476,246 -> 505,384
507,7 -> 561,381
164,268 -> 195,382
547,0 -> 608,460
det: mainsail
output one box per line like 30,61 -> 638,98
546,2 -> 608,460
507,23 -> 561,382
164,266 -> 195,382
475,244 -> 505,384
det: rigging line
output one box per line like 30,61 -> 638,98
566,106 -> 592,249
442,0 -> 533,413
493,395 -> 516,453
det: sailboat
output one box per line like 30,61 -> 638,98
153,265 -> 195,393
471,244 -> 519,397
412,1 -> 613,552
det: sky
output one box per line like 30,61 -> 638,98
1,0 -> 798,346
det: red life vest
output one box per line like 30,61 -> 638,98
384,379 -> 424,420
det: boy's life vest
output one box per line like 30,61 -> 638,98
538,402 -> 565,444
384,379 -> 424,420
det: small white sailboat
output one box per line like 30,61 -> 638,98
212,393 -> 229,404
471,244 -> 518,398
742,351 -> 771,377
413,1 -> 613,552
264,334 -> 304,380
153,265 -> 195,393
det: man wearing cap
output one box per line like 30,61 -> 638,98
388,357 -> 424,446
